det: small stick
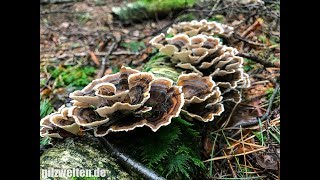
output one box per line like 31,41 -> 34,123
238,52 -> 277,68
234,33 -> 266,47
260,83 -> 280,121
203,147 -> 268,162
96,42 -> 117,78
100,138 -> 165,180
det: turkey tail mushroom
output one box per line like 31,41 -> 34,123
40,20 -> 251,139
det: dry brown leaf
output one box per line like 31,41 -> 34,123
227,104 -> 260,128
41,88 -> 51,97
241,18 -> 263,37
253,153 -> 279,170
89,51 -> 100,65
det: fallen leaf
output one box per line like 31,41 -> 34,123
89,51 -> 100,65
227,104 -> 260,128
253,153 -> 279,170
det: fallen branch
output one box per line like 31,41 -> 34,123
233,33 -> 266,47
96,42 -> 118,78
40,0 -> 80,4
238,52 -> 278,68
101,138 -> 165,180
40,10 -> 73,15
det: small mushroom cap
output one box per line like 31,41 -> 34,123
177,73 -> 216,103
40,115 -> 55,129
40,127 -> 63,139
159,45 -> 179,57
95,72 -> 155,117
142,78 -> 184,132
172,50 -> 192,63
182,87 -> 224,122
71,100 -> 91,108
68,106 -> 109,127
166,34 -> 190,49
96,102 -> 143,117
222,89 -> 242,103
188,35 -> 207,48
49,113 -> 81,135
237,72 -> 251,88
149,33 -> 165,49
127,72 -> 154,105
69,66 -> 139,106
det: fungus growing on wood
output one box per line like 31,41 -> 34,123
41,68 -> 184,138
40,106 -> 82,139
40,20 -> 251,139
93,77 -> 184,136
150,20 -> 250,94
181,87 -> 224,122
149,20 -> 251,121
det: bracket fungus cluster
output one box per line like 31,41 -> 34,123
40,67 -> 184,138
40,20 -> 251,139
150,20 -> 250,121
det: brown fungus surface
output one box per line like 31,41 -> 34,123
69,66 -> 139,106
41,68 -> 184,138
150,20 -> 250,122
181,87 -> 224,122
40,20 -> 251,138
40,106 -> 81,139
177,73 -> 215,103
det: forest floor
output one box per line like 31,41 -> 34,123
40,0 -> 280,179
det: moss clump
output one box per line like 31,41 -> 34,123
40,135 -> 130,180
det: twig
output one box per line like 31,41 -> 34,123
40,10 -> 72,15
221,102 -> 239,128
100,138 -> 165,180
238,52 -> 277,68
233,33 -> 266,47
96,43 -> 116,78
260,83 -> 280,121
96,38 -> 119,78
204,147 -> 268,162
208,0 -> 222,16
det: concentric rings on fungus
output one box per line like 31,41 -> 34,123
69,66 -> 139,106
40,106 -> 82,139
93,77 -> 184,136
149,20 -> 250,121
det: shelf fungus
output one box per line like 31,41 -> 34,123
93,78 -> 184,136
177,73 -> 224,122
40,20 -> 251,139
41,68 -> 184,138
40,105 -> 82,139
150,20 -> 251,120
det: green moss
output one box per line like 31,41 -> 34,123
40,135 -> 130,180
112,0 -> 196,22
143,53 -> 181,81
49,65 -> 96,89
120,41 -> 146,52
